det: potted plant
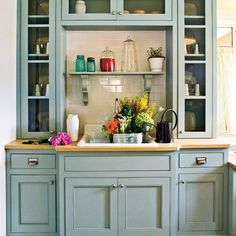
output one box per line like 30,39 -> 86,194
102,93 -> 163,143
147,47 -> 165,72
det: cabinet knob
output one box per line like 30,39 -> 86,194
118,11 -> 123,15
111,184 -> 117,188
49,181 -> 54,185
111,11 -> 116,15
28,158 -> 38,166
179,180 -> 185,184
119,184 -> 124,188
179,131 -> 183,134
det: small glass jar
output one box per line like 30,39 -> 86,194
87,57 -> 96,72
100,47 -> 115,72
75,55 -> 85,72
75,0 -> 86,14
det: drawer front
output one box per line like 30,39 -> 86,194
179,152 -> 224,168
65,155 -> 170,171
11,154 -> 56,169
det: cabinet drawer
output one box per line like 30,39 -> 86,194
179,152 -> 224,168
65,155 -> 170,171
11,154 -> 56,169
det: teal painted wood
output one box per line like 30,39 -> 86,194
64,154 -> 171,171
118,178 -> 170,236
177,0 -> 213,138
179,152 -> 224,168
178,173 -> 223,232
20,0 -> 56,138
10,153 -> 56,169
61,0 -> 172,21
228,167 -> 236,236
65,178 -> 118,236
11,175 -> 56,233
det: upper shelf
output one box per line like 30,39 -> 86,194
69,71 -> 164,76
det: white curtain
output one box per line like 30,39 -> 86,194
217,47 -> 236,133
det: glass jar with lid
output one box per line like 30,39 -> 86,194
121,36 -> 138,72
87,57 -> 96,72
100,47 -> 115,72
75,55 -> 85,72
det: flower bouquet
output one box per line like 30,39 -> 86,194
102,92 -> 164,143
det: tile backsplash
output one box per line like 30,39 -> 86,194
66,30 -> 166,133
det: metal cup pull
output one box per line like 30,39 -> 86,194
28,158 -> 39,166
196,157 -> 207,165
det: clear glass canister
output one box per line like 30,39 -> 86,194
121,36 -> 138,72
100,47 -> 115,72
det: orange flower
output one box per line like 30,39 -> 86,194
105,118 -> 119,134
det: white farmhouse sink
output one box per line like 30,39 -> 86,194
77,124 -> 156,146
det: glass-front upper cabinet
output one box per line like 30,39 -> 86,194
61,0 -> 172,21
178,0 -> 213,138
19,0 -> 55,138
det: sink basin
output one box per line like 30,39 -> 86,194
77,134 -> 157,146
77,124 -> 157,146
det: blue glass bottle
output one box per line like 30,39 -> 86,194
75,55 -> 85,72
87,57 -> 95,72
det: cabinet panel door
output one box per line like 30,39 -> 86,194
65,178 -> 117,236
179,173 -> 223,232
118,178 -> 170,236
11,175 -> 56,233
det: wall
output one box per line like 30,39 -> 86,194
0,0 -> 17,235
66,30 -> 166,133
217,0 -> 236,26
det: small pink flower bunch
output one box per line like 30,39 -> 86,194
48,132 -> 72,146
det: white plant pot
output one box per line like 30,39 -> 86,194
148,57 -> 165,72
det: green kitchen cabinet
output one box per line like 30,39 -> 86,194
11,175 -> 56,233
18,0 -> 56,138
65,178 -> 118,236
228,166 -> 236,236
60,151 -> 176,236
65,177 -> 170,236
61,0 -> 172,21
178,0 -> 215,138
178,150 -> 228,235
6,150 -> 58,236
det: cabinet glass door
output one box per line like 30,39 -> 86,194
117,0 -> 172,21
62,0 -> 171,21
61,0 -> 117,20
20,0 -> 55,138
178,0 -> 212,138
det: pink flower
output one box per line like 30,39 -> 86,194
48,132 -> 72,146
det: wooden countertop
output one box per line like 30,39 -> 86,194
5,139 -> 230,151
4,140 -> 54,150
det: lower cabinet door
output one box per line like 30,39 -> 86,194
65,178 -> 118,236
118,178 -> 170,236
178,173 -> 223,232
11,175 -> 56,233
